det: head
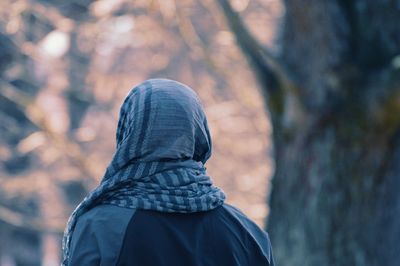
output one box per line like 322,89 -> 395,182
63,80 -> 224,266
115,78 -> 212,167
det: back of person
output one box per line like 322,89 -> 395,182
69,203 -> 274,266
119,204 -> 273,266
63,79 -> 274,266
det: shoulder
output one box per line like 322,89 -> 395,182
75,204 -> 136,245
70,205 -> 136,266
221,203 -> 274,264
78,204 -> 135,223
222,203 -> 267,232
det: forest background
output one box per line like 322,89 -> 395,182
0,0 -> 278,265
2,0 -> 400,265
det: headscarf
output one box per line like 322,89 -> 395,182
62,78 -> 225,265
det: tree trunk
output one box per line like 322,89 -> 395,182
218,0 -> 400,265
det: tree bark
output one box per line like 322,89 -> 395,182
218,0 -> 400,265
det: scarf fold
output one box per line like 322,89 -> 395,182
62,79 -> 225,265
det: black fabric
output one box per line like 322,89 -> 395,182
117,205 -> 273,266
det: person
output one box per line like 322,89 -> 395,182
62,78 -> 275,266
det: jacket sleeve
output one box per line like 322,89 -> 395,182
68,217 -> 100,266
67,205 -> 136,266
269,243 -> 275,266
266,234 -> 275,266
223,204 -> 275,265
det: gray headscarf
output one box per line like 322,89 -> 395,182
62,78 -> 226,265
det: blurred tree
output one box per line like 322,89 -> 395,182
0,31 -> 42,266
219,0 -> 400,265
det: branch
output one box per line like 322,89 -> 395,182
217,0 -> 295,115
174,2 -> 227,81
0,80 -> 98,188
0,205 -> 64,234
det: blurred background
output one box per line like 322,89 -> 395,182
3,0 -> 399,265
0,0 -> 282,265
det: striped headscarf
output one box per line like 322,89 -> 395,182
62,79 -> 226,265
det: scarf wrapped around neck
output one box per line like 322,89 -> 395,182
61,79 -> 226,265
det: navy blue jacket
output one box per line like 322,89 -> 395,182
69,203 -> 274,266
